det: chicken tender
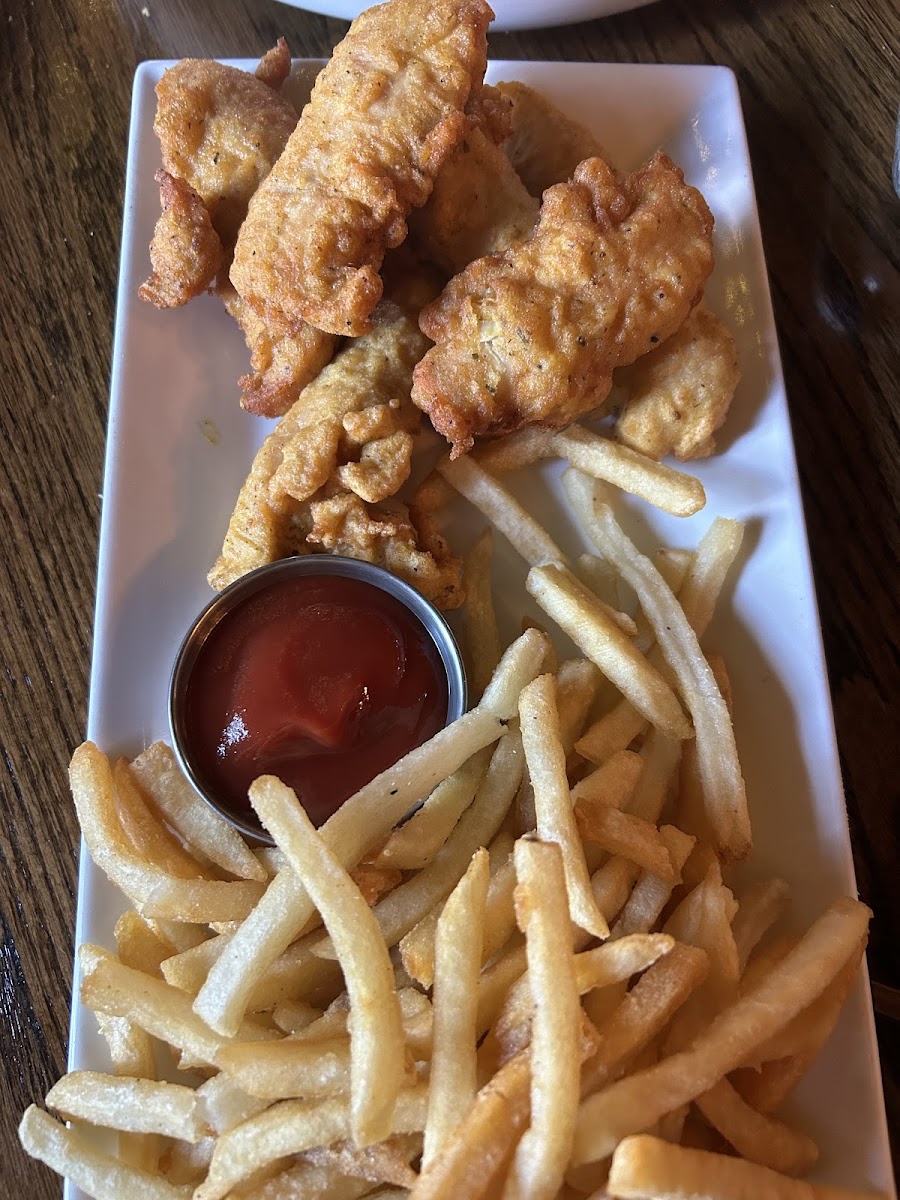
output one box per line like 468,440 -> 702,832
411,152 -> 715,456
496,79 -> 608,196
139,170 -> 224,308
154,53 -> 298,250
230,0 -> 493,337
615,303 -> 741,460
409,126 -> 539,274
218,281 -> 339,418
209,277 -> 463,609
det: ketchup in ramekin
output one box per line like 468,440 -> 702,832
170,557 -> 466,841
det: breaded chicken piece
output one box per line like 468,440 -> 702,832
411,153 -> 715,456
218,280 -> 339,418
209,276 -> 463,609
146,48 -> 340,413
154,53 -> 298,250
254,36 -> 292,92
139,171 -> 224,308
230,0 -> 494,337
408,126 -> 539,274
496,80 -> 607,196
615,303 -> 741,460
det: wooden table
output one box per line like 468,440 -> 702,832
1,0 -> 897,1193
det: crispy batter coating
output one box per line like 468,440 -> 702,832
408,127 -> 539,274
154,54 -> 298,249
411,153 -> 715,456
138,170 -> 225,308
218,280 -> 339,417
230,0 -> 493,337
496,80 -> 608,196
615,303 -> 741,460
209,280 -> 463,609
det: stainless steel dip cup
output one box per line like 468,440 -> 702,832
169,555 -> 467,844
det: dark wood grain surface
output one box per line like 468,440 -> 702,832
1,0 -> 897,1193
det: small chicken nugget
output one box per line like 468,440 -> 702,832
139,170 -> 224,308
615,304 -> 741,461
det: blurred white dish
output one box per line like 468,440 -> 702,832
274,0 -> 659,31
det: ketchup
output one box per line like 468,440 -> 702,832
183,574 -> 448,828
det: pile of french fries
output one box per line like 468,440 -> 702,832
20,430 -> 880,1200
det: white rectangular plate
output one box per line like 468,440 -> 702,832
66,59 -> 894,1198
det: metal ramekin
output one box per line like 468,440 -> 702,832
169,555 -> 467,845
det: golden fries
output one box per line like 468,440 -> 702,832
423,849 -> 489,1166
250,775 -> 406,1146
503,839 -> 581,1199
519,674 -> 609,938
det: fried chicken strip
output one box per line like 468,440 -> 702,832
218,280 -> 339,418
614,302 -> 741,461
411,152 -> 715,456
230,0 -> 494,337
408,127 -> 539,275
144,49 -> 342,413
209,277 -> 463,609
138,170 -> 225,308
153,53 -> 298,250
496,80 -> 608,196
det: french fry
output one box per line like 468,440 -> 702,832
576,702 -> 648,766
575,803 -> 679,884
129,741 -> 266,882
491,934 -> 675,1065
18,1106 -> 191,1200
375,747 -> 492,871
502,839 -> 581,1200
423,848 -> 489,1166
677,517 -> 746,634
70,744 -> 266,922
194,1085 -> 428,1200
215,1036 -> 355,1100
80,944 -> 226,1066
471,427 -> 555,472
553,424 -> 706,516
300,1135 -> 421,1189
250,776 -> 406,1147
625,728 -> 683,823
608,1134 -> 885,1200
527,565 -> 691,741
463,528 -> 502,699
271,999 -> 322,1036
731,877 -> 792,972
411,1052 -> 531,1200
519,675 -> 608,939
586,502 -> 750,862
195,1071 -> 270,1135
694,1077 -> 819,1175
590,854 -> 641,931
571,898 -> 871,1164
580,943 -> 710,1098
95,1012 -> 156,1080
400,842 -> 515,991
45,1071 -> 205,1141
556,658 -> 603,753
609,825 -> 696,940
113,759 -> 212,880
438,454 -> 567,567
570,749 -> 643,809
114,909 -> 177,976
